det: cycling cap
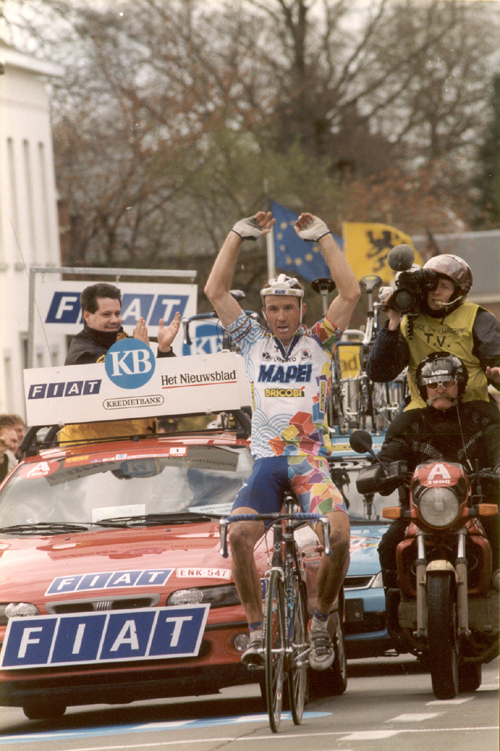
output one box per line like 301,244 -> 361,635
260,274 -> 305,299
415,351 -> 468,401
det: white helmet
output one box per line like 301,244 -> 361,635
260,274 -> 305,324
260,274 -> 304,300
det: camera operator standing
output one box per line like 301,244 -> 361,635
366,251 -> 500,410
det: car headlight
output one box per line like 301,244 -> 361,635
370,572 -> 384,588
167,590 -> 203,606
2,602 -> 41,622
418,487 -> 460,528
168,584 -> 240,608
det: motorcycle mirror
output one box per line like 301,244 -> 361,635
350,430 -> 389,476
350,430 -> 373,454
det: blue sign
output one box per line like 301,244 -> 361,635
45,292 -> 82,324
28,379 -> 102,400
0,605 -> 210,669
44,292 -> 192,328
182,322 -> 224,356
105,339 -> 156,389
46,569 -> 174,596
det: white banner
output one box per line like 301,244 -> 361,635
36,278 -> 198,337
24,348 -> 250,425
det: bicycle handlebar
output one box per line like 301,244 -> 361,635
219,512 -> 331,558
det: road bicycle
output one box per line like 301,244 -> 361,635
219,496 -> 334,733
312,275 -> 406,435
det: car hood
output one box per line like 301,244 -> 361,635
0,523 -> 230,604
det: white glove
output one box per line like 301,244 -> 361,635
231,217 -> 264,241
296,215 -> 330,242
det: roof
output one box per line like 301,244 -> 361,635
0,41 -> 63,78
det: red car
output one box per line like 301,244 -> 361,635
0,410 -> 346,719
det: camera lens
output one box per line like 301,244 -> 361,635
392,288 -> 415,313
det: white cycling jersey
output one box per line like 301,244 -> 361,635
227,312 -> 343,459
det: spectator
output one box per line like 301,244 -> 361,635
0,414 -> 26,459
60,283 -> 180,443
205,210 -> 360,670
157,417 -> 178,433
0,426 -> 19,477
366,254 -> 500,410
0,434 -> 12,483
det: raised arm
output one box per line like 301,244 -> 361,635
204,211 -> 275,328
294,213 -> 360,330
365,324 -> 410,382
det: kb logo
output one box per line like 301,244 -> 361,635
105,340 -> 156,389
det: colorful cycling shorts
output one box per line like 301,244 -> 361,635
232,454 -> 347,516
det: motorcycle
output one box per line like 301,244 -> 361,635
349,429 -> 499,699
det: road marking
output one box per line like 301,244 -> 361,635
0,711 -> 330,745
0,728 -> 498,751
387,713 -> 441,722
477,683 -> 500,690
341,730 -> 400,740
427,697 -> 473,705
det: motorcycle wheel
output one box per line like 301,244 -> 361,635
427,571 -> 459,699
458,662 -> 482,693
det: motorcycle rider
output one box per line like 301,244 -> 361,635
366,254 -> 500,409
370,352 -> 500,631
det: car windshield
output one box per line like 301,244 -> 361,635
0,445 -> 253,530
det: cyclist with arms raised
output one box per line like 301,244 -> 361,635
205,211 -> 360,670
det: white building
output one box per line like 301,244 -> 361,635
0,42 -> 64,419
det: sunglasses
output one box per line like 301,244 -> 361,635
425,377 -> 457,390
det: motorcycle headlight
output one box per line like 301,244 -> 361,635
418,487 -> 460,528
167,584 -> 240,608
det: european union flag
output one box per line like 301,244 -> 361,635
272,201 -> 343,283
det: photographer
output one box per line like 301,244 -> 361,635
366,253 -> 500,410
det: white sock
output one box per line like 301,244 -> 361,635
311,615 -> 328,631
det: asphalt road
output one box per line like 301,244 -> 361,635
0,656 -> 498,751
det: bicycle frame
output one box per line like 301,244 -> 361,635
220,504 -> 331,732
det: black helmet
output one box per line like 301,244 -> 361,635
415,352 -> 468,401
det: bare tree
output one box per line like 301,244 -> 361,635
4,0 -> 499,271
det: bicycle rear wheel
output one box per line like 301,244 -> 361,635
265,568 -> 286,733
287,577 -> 308,725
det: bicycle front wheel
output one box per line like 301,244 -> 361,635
265,569 -> 286,733
287,577 -> 308,725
